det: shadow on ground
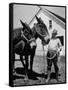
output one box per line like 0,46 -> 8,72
13,67 -> 61,80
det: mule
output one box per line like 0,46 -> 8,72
13,21 -> 35,74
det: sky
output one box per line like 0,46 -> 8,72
13,4 -> 65,29
13,4 -> 39,29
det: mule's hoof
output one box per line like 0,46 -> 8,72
46,78 -> 50,83
24,75 -> 28,80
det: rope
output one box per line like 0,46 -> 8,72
47,52 -> 57,59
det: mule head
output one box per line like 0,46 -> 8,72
35,16 -> 50,45
20,20 -> 34,41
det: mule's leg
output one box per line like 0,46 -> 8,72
30,47 -> 36,71
25,55 -> 28,74
13,52 -> 15,73
24,55 -> 29,80
20,55 -> 25,68
30,54 -> 34,71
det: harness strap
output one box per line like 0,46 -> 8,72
21,31 -> 35,43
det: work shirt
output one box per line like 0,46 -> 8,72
48,38 -> 62,52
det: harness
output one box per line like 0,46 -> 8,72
21,30 -> 35,43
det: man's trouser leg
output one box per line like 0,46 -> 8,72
46,58 -> 52,82
53,55 -> 59,79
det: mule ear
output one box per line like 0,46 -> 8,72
20,20 -> 25,27
35,15 -> 39,23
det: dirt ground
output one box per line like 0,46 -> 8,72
13,55 -> 66,86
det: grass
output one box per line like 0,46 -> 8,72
13,55 -> 66,86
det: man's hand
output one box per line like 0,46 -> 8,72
57,47 -> 62,57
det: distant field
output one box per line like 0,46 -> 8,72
13,55 -> 66,86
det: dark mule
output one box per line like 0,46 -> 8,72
13,21 -> 35,75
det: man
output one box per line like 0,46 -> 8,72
46,29 -> 62,82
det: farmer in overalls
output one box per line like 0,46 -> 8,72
46,29 -> 62,82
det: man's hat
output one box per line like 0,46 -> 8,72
52,29 -> 57,35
